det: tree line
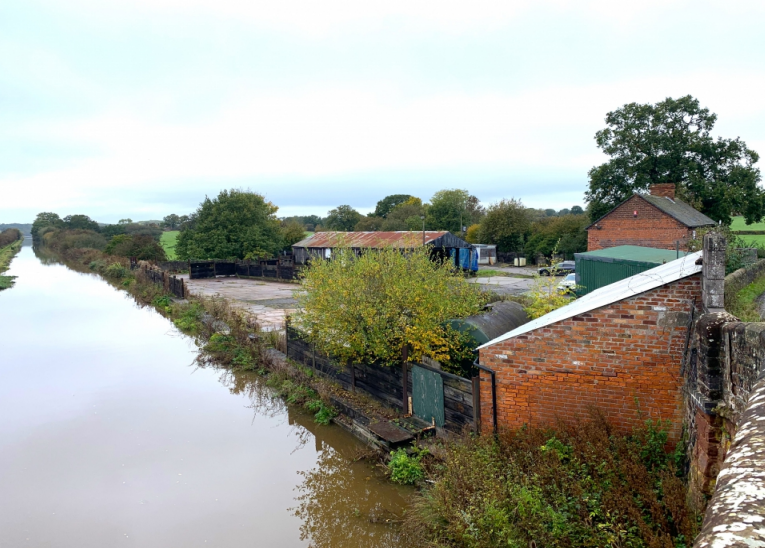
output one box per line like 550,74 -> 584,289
30,95 -> 762,263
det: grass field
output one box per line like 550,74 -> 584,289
737,234 -> 765,247
731,216 -> 765,232
161,230 -> 179,259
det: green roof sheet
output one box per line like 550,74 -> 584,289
575,245 -> 688,264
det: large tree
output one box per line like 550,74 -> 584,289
586,95 -> 763,224
31,212 -> 63,239
324,205 -> 362,231
427,189 -> 484,234
176,189 -> 283,260
62,214 -> 100,231
162,214 -> 181,229
477,199 -> 531,252
373,194 -> 414,218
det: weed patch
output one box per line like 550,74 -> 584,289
388,447 -> 427,485
405,412 -> 699,548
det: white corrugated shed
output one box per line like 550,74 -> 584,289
476,251 -> 702,350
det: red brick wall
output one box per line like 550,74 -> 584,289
587,195 -> 693,251
478,274 -> 702,441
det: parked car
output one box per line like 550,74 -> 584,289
538,260 -> 575,276
557,273 -> 577,294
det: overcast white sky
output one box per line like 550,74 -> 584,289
2,0 -> 764,223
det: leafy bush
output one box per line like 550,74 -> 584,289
0,228 -> 22,247
405,413 -> 699,548
172,303 -> 204,333
104,262 -> 129,279
294,245 -> 487,366
105,234 -> 167,261
388,447 -> 427,485
43,229 -> 107,252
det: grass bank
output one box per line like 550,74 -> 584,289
160,230 -> 179,259
728,270 -> 765,321
0,237 -> 23,290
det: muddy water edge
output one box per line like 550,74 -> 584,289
0,243 -> 410,548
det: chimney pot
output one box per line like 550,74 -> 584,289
649,183 -> 676,199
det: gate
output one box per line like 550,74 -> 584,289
412,365 -> 445,427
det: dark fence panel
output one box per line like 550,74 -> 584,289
190,260 -> 299,280
214,261 -> 236,276
190,261 -> 215,279
286,326 -> 473,432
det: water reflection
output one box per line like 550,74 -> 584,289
207,365 -> 411,548
293,448 -> 407,548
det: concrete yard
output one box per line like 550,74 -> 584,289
470,275 -> 535,296
179,275 -> 299,331
180,266 -> 538,329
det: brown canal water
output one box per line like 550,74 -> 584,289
0,244 -> 410,548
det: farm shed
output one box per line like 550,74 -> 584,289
472,244 -> 497,265
476,252 -> 703,441
574,245 -> 689,296
291,231 -> 473,267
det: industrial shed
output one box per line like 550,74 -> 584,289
291,231 -> 473,266
574,245 -> 689,296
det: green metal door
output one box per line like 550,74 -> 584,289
412,365 -> 444,427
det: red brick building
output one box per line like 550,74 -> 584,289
587,183 -> 714,251
477,253 -> 703,441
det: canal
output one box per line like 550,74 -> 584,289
0,243 -> 409,547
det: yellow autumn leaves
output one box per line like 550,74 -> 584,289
293,246 -> 487,366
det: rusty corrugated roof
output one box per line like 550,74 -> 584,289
292,231 -> 451,249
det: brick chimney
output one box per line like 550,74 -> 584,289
649,183 -> 676,199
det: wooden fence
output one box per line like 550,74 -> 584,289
190,259 -> 300,281
140,265 -> 187,299
286,326 -> 477,433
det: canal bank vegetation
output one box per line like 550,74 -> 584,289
405,412 -> 700,548
0,228 -> 24,290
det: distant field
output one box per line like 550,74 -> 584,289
161,231 -> 179,259
737,234 -> 765,247
731,216 -> 765,232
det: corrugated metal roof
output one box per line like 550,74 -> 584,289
477,250 -> 702,349
292,231 -> 451,249
639,194 -> 715,228
576,245 -> 689,264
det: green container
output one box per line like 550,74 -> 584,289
574,245 -> 688,296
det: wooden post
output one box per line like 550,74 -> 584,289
402,345 -> 409,413
350,364 -> 356,392
472,376 -> 481,433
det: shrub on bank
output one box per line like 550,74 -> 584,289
105,234 -> 167,261
0,228 -> 22,247
388,447 -> 427,485
43,229 -> 107,252
405,412 -> 699,548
